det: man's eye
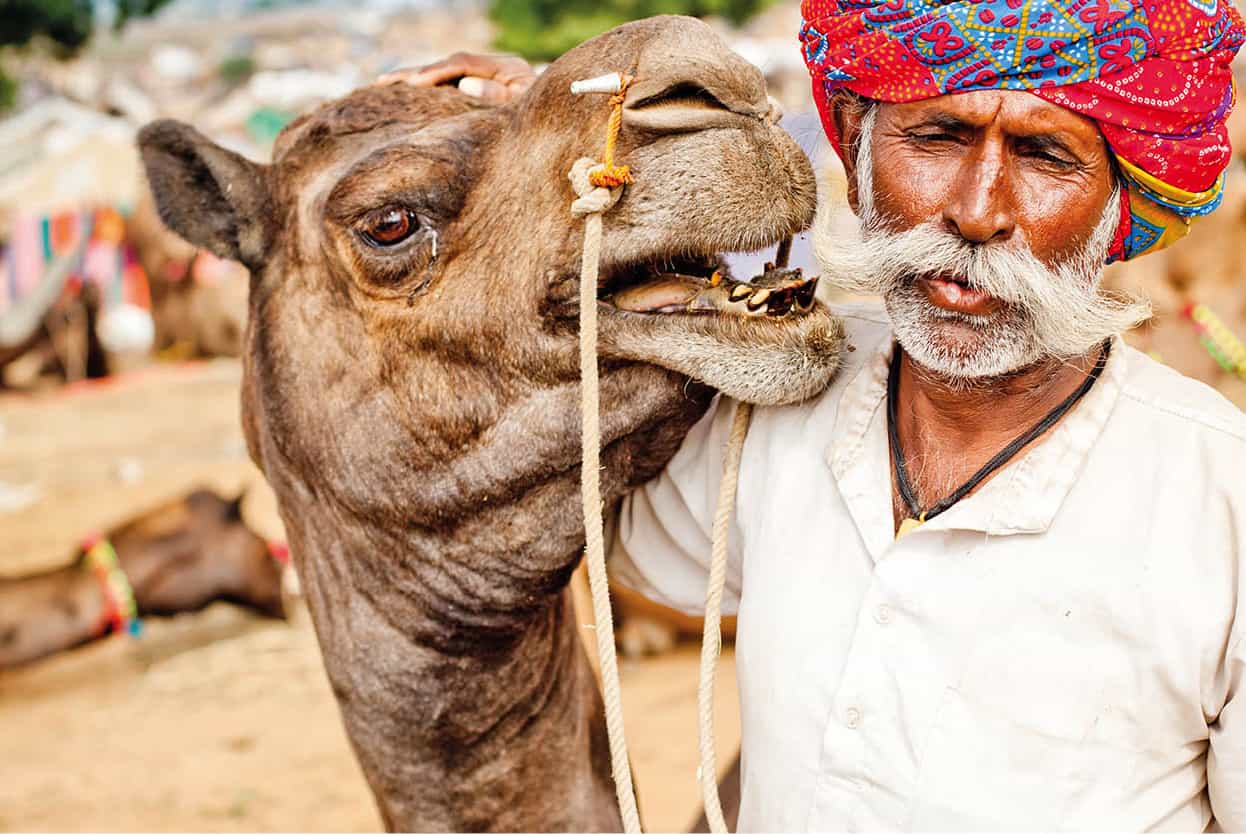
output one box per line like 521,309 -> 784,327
910,131 -> 960,144
1029,151 -> 1076,168
360,208 -> 419,247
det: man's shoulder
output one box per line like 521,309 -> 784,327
827,298 -> 893,362
828,297 -> 891,331
1116,343 -> 1246,447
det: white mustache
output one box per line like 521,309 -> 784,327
814,209 -> 1148,361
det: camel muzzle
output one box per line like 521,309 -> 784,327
601,257 -> 819,320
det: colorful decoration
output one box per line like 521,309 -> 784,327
1,206 -> 152,330
799,0 -> 1245,262
267,540 -> 290,566
1184,302 -> 1246,376
82,534 -> 143,638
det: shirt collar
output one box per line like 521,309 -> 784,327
826,333 -> 1128,558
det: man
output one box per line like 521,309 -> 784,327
403,0 -> 1246,828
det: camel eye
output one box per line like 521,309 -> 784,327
360,208 -> 419,247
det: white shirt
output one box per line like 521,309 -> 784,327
611,302 -> 1246,832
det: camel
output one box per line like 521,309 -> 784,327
0,488 -> 286,668
137,16 -> 842,831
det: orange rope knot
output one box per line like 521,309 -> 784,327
588,78 -> 634,189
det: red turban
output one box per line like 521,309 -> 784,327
800,0 -> 1245,260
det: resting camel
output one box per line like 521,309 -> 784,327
138,16 -> 842,831
0,488 -> 286,668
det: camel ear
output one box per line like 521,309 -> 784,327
225,489 -> 246,522
138,119 -> 274,271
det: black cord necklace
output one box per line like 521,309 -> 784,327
888,339 -> 1112,538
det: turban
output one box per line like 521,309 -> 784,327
800,0 -> 1245,260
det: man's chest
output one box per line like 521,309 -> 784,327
729,461 -> 1215,831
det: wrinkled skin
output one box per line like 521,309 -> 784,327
138,16 -> 842,831
832,90 -> 1118,530
0,489 -> 285,668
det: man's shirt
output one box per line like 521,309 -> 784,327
612,302 -> 1246,832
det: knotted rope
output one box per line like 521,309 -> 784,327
570,152 -> 640,834
571,70 -> 747,834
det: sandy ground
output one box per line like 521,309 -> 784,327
0,360 -> 740,832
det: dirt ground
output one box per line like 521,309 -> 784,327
0,360 -> 740,832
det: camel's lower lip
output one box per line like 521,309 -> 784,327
599,256 -> 818,319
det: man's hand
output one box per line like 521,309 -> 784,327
377,52 -> 537,105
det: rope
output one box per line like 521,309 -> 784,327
697,401 -> 752,834
570,70 -> 750,834
570,153 -> 641,834
590,80 -> 633,189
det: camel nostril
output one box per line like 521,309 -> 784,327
623,78 -> 754,136
630,81 -> 729,112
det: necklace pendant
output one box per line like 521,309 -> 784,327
896,516 -> 924,540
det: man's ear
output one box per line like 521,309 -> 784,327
138,120 -> 274,271
832,95 -> 865,215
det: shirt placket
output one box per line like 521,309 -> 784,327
809,527 -> 1012,831
806,577 -> 893,831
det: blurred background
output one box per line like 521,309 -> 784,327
0,0 -> 1243,830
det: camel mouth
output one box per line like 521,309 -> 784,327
598,254 -> 819,319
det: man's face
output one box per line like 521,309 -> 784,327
817,89 -> 1147,379
869,91 -> 1115,272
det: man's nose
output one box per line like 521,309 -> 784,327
941,145 -> 1016,245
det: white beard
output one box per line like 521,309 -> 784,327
812,106 -> 1150,381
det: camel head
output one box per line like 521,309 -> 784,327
135,23 -> 842,825
136,15 -> 841,540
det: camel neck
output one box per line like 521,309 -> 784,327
0,563 -> 107,668
289,516 -> 621,831
247,344 -> 708,831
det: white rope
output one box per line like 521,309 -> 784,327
570,156 -> 643,834
569,76 -> 754,833
697,400 -> 752,834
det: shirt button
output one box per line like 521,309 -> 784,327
874,604 -> 893,624
844,706 -> 862,729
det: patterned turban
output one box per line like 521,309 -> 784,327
799,0 -> 1245,260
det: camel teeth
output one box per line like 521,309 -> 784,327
730,285 -> 752,301
747,288 -> 771,309
767,290 -> 794,315
709,271 -> 723,287
795,278 -> 818,308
